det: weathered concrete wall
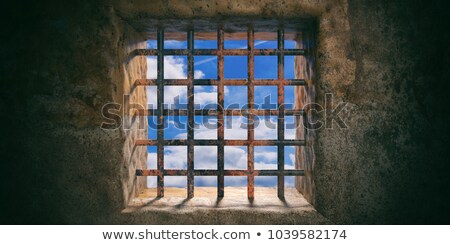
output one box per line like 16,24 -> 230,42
311,0 -> 450,224
1,0 -> 147,223
294,28 -> 319,206
120,18 -> 148,210
294,0 -> 357,216
1,0 -> 449,224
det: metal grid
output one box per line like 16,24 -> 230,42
134,26 -> 307,199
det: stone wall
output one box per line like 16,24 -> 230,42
294,26 -> 318,206
119,18 -> 148,210
1,0 -> 449,224
1,0 -> 147,223
297,0 -> 450,224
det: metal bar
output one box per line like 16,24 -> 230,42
136,79 -> 306,86
136,139 -> 306,146
247,26 -> 255,200
258,170 -> 305,176
187,30 -> 195,198
137,109 -> 305,116
277,28 -> 285,199
134,49 -> 306,56
156,29 -> 165,197
137,169 -> 305,176
217,27 -> 225,198
137,27 -> 306,198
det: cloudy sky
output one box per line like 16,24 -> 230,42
145,37 -> 300,188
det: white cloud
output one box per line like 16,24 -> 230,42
194,146 -> 217,169
255,162 -> 277,170
288,153 -> 295,165
194,92 -> 217,105
164,56 -> 186,79
147,176 -> 157,188
224,116 -> 247,139
147,57 -> 207,108
194,70 -> 205,79
146,114 -> 297,187
225,146 -> 247,169
147,56 -> 205,80
284,116 -> 299,139
145,50 -> 297,188
146,86 -> 157,109
287,153 -> 296,169
164,86 -> 187,108
147,56 -> 157,79
194,118 -> 217,139
147,152 -> 157,169
254,117 -> 277,139
164,146 -> 187,169
147,56 -> 186,79
147,57 -> 188,109
285,128 -> 297,139
255,151 -> 277,162
146,144 -> 297,188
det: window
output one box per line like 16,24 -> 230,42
135,26 -> 307,199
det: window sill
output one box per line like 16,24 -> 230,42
121,187 -> 330,224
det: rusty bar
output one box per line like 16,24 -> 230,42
277,28 -> 285,199
217,27 -> 225,198
137,108 -> 304,117
137,169 -> 160,176
157,29 -> 165,197
136,78 -> 306,86
134,48 -> 306,56
257,170 -> 305,176
247,26 -> 255,200
135,27 -> 312,198
187,30 -> 195,198
136,169 -> 305,176
136,139 -> 305,146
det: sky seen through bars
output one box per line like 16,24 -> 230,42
145,38 -> 299,188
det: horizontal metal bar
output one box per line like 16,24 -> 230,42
136,169 -> 305,176
134,49 -> 306,56
137,109 -> 304,116
258,170 -> 306,176
135,78 -> 306,86
136,139 -> 305,146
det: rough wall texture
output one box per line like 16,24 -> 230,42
120,20 -> 148,210
312,0 -> 450,224
1,0 -> 449,224
294,29 -> 318,206
1,0 -> 147,223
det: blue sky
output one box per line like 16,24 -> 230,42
145,37 -> 300,188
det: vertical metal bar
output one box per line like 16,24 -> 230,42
277,29 -> 285,199
217,28 -> 225,198
157,29 -> 165,197
247,26 -> 255,200
187,30 -> 195,198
